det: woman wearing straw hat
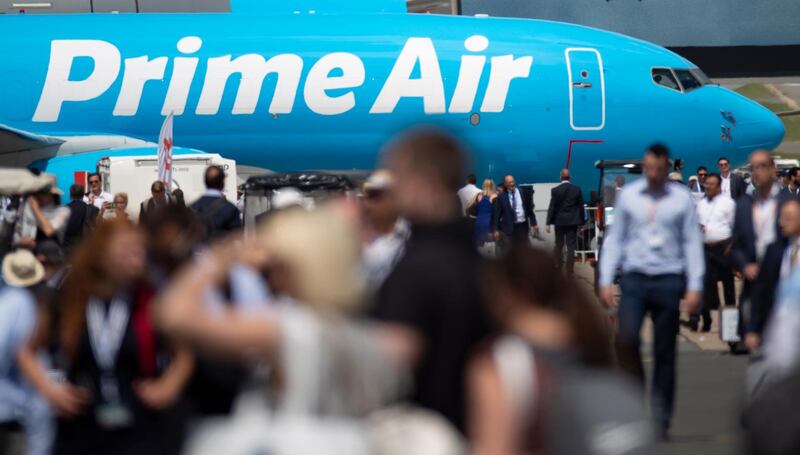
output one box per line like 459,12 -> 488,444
0,249 -> 54,455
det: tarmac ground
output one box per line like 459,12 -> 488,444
573,261 -> 750,455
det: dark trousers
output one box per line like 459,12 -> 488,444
617,273 -> 685,427
511,222 -> 529,243
691,240 -> 735,329
554,226 -> 578,278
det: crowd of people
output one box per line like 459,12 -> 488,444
0,127 -> 798,455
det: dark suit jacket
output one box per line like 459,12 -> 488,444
726,173 -> 746,200
190,194 -> 242,237
63,200 -> 98,250
731,190 -> 794,272
749,239 -> 788,335
546,182 -> 585,227
494,187 -> 537,236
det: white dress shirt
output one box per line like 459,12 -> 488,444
83,191 -> 113,209
753,184 -> 781,261
509,188 -> 526,223
696,194 -> 735,243
457,184 -> 481,215
721,174 -> 731,196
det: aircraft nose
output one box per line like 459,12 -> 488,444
733,96 -> 785,151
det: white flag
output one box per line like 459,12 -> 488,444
157,113 -> 174,191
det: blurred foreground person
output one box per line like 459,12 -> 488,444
0,250 -> 51,455
691,173 -> 736,332
546,169 -> 585,278
373,129 -> 492,433
54,220 -> 193,455
160,206 -> 453,454
469,245 -> 652,455
14,186 -> 70,249
747,199 -> 800,351
732,151 -> 793,353
361,170 -> 408,291
599,144 -> 703,437
744,267 -> 800,455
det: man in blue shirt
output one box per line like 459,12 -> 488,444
599,144 -> 704,437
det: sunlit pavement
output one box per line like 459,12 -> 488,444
575,261 -> 749,454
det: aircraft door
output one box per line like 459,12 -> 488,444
565,48 -> 605,131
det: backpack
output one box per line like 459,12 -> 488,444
194,198 -> 228,242
493,336 -> 655,455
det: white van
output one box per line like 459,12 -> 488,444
98,154 -> 237,219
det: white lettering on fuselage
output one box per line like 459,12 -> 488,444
32,36 -> 533,122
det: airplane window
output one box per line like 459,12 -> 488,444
652,68 -> 681,92
690,68 -> 714,86
673,69 -> 703,92
407,0 -> 458,14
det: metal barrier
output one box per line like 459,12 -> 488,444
575,206 -> 600,262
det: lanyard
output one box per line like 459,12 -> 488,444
87,297 -> 130,372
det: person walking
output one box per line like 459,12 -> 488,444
82,173 -> 113,210
473,179 -> 497,245
599,144 -> 704,437
691,173 -> 736,332
731,151 -> 794,354
138,181 -> 170,225
718,157 -> 746,200
190,166 -> 241,242
691,167 -> 708,193
546,169 -> 585,278
457,174 -> 482,216
372,128 -> 492,433
746,199 -> 800,352
63,184 -> 98,254
494,174 -> 537,246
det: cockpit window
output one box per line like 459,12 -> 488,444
689,68 -> 713,86
673,69 -> 703,92
652,68 -> 681,92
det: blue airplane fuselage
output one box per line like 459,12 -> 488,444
0,12 -> 784,192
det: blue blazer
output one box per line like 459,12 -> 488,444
731,189 -> 795,272
494,187 -> 537,236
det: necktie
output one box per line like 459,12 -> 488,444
791,241 -> 799,272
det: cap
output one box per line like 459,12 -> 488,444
363,170 -> 394,192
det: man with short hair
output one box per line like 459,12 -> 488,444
190,165 -> 241,241
691,173 -> 736,332
457,174 -> 481,216
63,184 -> 98,253
82,172 -> 113,209
599,144 -> 703,437
361,170 -> 408,291
788,167 -> 800,196
372,128 -> 491,433
718,157 -> 746,200
139,181 -> 170,225
691,166 -> 708,193
494,174 -> 537,245
546,169 -> 585,278
731,150 -> 795,353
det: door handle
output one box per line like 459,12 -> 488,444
572,82 -> 593,89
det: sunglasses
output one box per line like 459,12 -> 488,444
364,189 -> 386,200
89,179 -> 100,184
698,173 -> 708,177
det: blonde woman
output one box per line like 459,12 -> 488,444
99,192 -> 132,222
474,179 -> 498,244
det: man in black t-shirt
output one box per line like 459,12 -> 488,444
372,129 -> 492,433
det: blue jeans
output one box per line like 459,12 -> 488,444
617,273 -> 685,427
